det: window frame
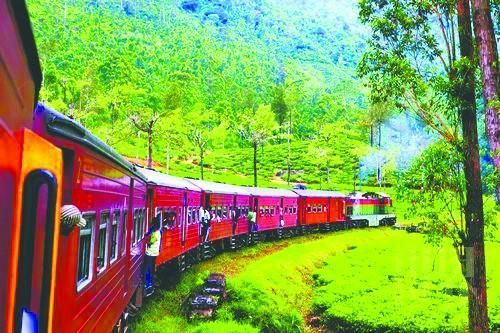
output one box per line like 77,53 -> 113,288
77,212 -> 96,292
110,210 -> 120,265
121,210 -> 128,257
97,211 -> 110,275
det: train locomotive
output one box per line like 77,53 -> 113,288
0,1 -> 396,332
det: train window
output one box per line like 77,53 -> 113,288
77,213 -> 95,291
162,208 -> 169,228
284,206 -> 288,214
142,208 -> 147,237
216,207 -> 222,221
178,207 -> 182,227
155,207 -> 162,222
110,211 -> 119,264
312,205 -> 317,213
121,210 -> 128,256
168,209 -> 176,229
347,207 -> 353,215
187,207 -> 192,225
132,209 -> 141,245
97,212 -> 109,274
270,206 -> 275,215
318,205 -> 322,213
194,208 -> 199,224
143,208 -> 147,236
293,207 -> 297,214
259,207 -> 264,215
307,205 -> 312,213
264,206 -> 269,215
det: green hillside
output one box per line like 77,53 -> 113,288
27,0 -> 387,188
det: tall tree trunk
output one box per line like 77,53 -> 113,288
470,0 -> 499,167
370,125 -> 373,146
253,141 -> 258,187
147,128 -> 153,168
166,142 -> 170,175
287,106 -> 292,185
200,148 -> 204,180
457,2 -> 489,331
378,123 -> 381,148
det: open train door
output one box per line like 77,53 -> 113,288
14,131 -> 63,333
0,1 -> 63,332
0,131 -> 62,333
181,192 -> 188,245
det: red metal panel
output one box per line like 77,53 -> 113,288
329,197 -> 346,223
31,111 -> 145,332
151,185 -> 202,266
208,193 -> 233,241
233,194 -> 250,235
255,196 -> 281,231
51,148 -> 138,332
282,197 -> 298,228
302,197 -> 329,225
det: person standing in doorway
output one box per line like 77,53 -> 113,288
144,216 -> 161,297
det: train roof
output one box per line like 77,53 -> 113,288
5,0 -> 42,103
35,104 -> 147,182
1,0 -> 43,129
138,167 -> 201,191
293,189 -> 346,198
243,187 -> 298,198
186,179 -> 251,195
348,191 -> 390,199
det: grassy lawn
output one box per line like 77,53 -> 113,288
131,229 -> 499,333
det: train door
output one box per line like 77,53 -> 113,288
232,196 -> 237,234
0,123 -> 21,333
279,198 -> 284,227
181,192 -> 188,245
14,130 -> 62,333
327,197 -> 332,223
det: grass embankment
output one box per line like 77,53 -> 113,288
131,229 -> 499,332
312,231 -> 499,332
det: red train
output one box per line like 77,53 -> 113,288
0,2 -> 395,332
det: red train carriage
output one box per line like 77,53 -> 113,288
294,190 -> 347,231
138,167 -> 202,270
0,2 -> 63,332
244,187 -> 299,238
32,104 -> 148,332
187,179 -> 251,250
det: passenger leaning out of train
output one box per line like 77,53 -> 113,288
200,207 -> 211,242
248,209 -> 257,232
144,217 -> 161,297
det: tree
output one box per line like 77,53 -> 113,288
358,1 -> 489,330
271,85 -> 289,143
309,123 -> 345,187
156,109 -> 186,174
186,104 -> 217,180
364,102 -> 393,147
457,1 -> 489,329
238,105 -> 279,186
470,0 -> 499,167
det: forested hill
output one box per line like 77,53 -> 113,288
27,0 -> 417,188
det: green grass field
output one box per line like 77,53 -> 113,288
131,228 -> 499,332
